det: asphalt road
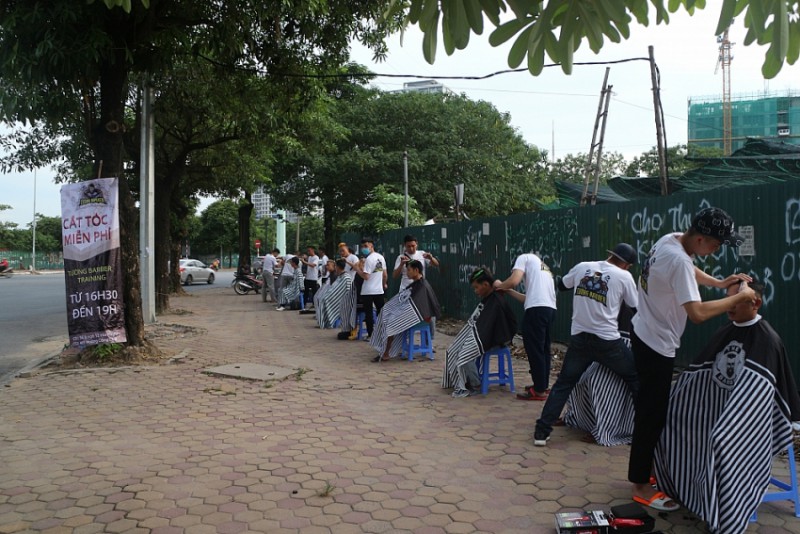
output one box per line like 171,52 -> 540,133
0,272 -> 68,385
0,270 -> 235,385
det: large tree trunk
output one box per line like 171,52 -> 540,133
169,239 -> 183,292
95,47 -> 144,346
238,195 -> 253,270
153,175 -> 175,313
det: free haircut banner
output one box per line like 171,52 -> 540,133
60,178 -> 127,346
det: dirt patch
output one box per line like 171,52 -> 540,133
42,322 -> 204,371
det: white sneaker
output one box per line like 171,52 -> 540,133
276,306 -> 285,311
533,434 -> 550,447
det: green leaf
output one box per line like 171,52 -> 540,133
543,30 -> 560,61
714,0 -> 737,35
421,11 -> 440,64
452,1 -> 471,49
507,24 -> 535,68
478,0 -> 503,25
489,17 -> 529,47
762,44 -> 784,78
627,0 -> 650,25
598,0 -> 628,22
558,34 -> 575,75
407,0 -> 424,23
527,36 -> 547,75
772,0 -> 789,59
463,0 -> 484,34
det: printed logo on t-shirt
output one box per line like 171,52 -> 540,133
575,271 -> 609,306
374,260 -> 384,272
640,252 -> 654,294
712,340 -> 745,390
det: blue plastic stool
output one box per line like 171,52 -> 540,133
403,323 -> 434,361
750,443 -> 800,521
477,346 -> 515,395
299,294 -> 305,310
332,318 -> 341,329
356,309 -> 378,340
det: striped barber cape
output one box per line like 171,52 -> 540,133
442,292 -> 517,390
654,317 -> 800,534
370,279 -> 440,359
562,362 -> 635,446
317,274 -> 352,329
280,270 -> 304,306
338,276 -> 360,333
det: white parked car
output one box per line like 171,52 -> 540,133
179,259 -> 215,285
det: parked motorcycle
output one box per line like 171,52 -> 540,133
0,268 -> 13,279
231,272 -> 263,295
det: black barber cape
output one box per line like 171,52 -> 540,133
442,291 -> 517,390
369,278 -> 441,359
654,316 -> 800,534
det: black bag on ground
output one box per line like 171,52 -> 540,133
609,502 -> 655,533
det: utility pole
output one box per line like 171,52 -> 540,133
295,215 -> 301,253
649,46 -> 669,196
403,150 -> 409,228
139,81 -> 156,323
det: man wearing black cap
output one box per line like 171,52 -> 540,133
533,243 -> 640,447
628,207 -> 756,512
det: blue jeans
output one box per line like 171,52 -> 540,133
535,332 -> 639,437
521,306 -> 556,392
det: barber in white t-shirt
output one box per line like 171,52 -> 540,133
533,243 -> 639,447
351,237 -> 387,341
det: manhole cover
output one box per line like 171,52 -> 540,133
204,363 -> 295,381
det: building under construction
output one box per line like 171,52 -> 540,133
688,91 -> 800,153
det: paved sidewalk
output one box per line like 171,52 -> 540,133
1,286 -> 797,533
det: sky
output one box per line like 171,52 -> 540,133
1,6 -> 798,227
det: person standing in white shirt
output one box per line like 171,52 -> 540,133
393,234 -> 439,290
627,207 -> 754,512
261,249 -> 279,303
494,252 -> 557,401
350,237 -> 387,341
300,246 -> 319,307
338,243 -> 359,279
277,252 -> 295,298
533,243 -> 639,447
318,248 -> 330,285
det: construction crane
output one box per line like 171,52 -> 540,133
715,26 -> 734,155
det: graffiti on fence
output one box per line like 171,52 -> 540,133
627,198 -> 784,306
504,211 -> 578,271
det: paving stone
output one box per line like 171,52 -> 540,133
0,286 -> 794,534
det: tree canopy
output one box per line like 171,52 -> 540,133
270,86 -> 552,248
386,0 -> 800,78
0,0 -> 399,343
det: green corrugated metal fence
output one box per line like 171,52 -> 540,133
344,181 -> 800,376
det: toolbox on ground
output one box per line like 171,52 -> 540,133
555,509 -> 610,533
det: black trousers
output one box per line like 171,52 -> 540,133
628,329 -> 675,484
303,280 -> 318,303
360,294 -> 385,336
